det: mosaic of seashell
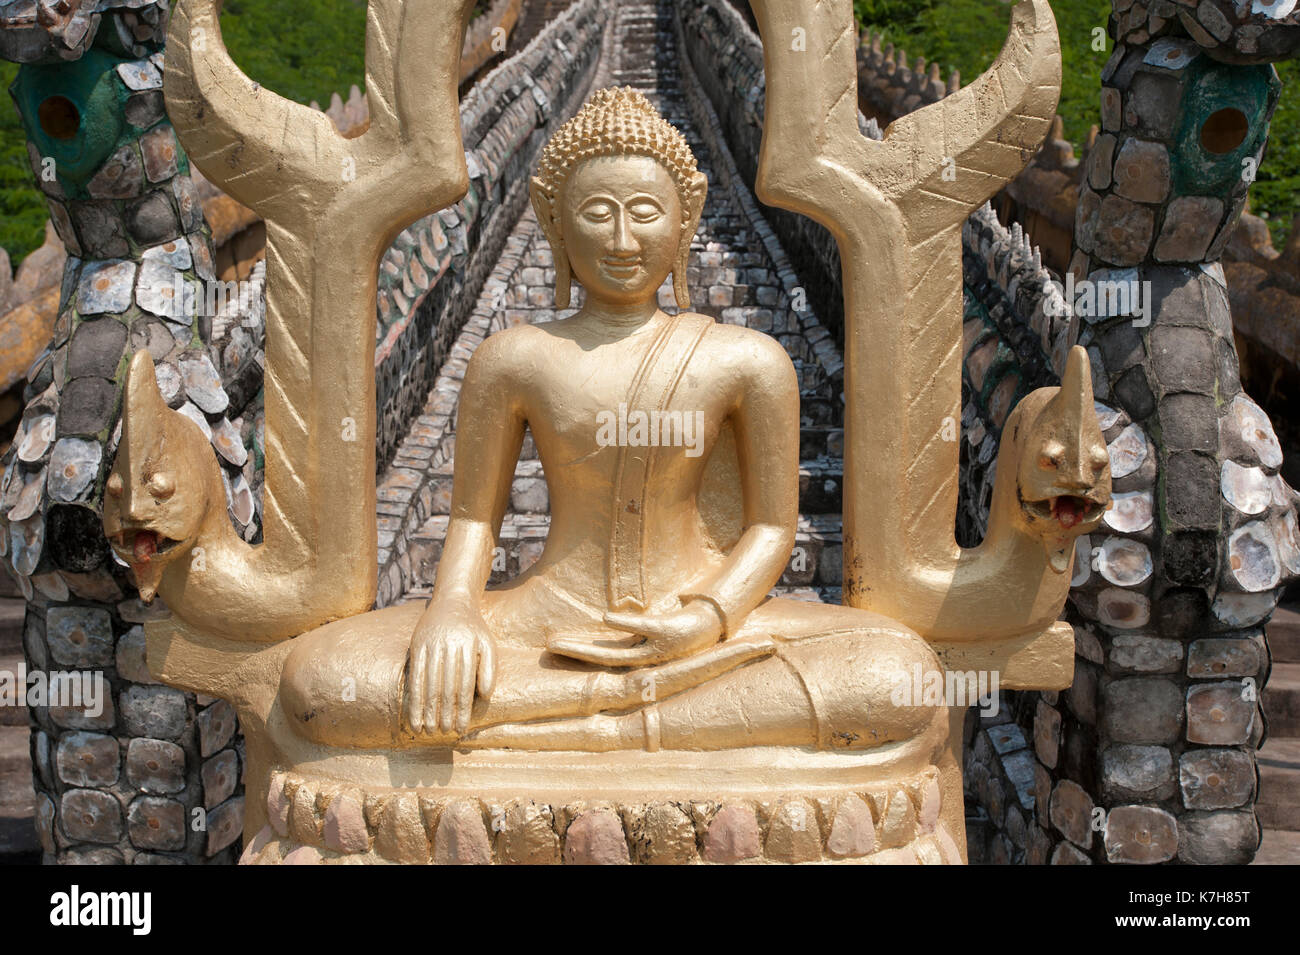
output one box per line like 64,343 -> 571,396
1071,534 -> 1092,587
1096,536 -> 1153,587
1096,587 -> 1151,630
47,438 -> 102,504
1227,522 -> 1281,593
1094,402 -> 1122,432
1221,460 -> 1272,515
1222,395 -> 1283,470
179,352 -> 229,415
1212,590 -> 1279,628
1107,423 -> 1147,479
1105,490 -> 1153,533
1276,510 -> 1300,577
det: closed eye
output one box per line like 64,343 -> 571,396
628,199 -> 664,223
579,198 -> 615,223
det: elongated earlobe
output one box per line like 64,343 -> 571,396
554,243 -> 573,309
674,171 -> 708,310
529,176 -> 573,310
673,240 -> 691,309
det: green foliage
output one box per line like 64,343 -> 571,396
219,0 -> 369,107
855,0 -> 1111,149
1,60 -> 49,268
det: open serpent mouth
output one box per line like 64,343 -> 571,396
111,528 -> 181,564
1023,495 -> 1104,531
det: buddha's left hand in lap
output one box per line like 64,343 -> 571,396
549,599 -> 726,666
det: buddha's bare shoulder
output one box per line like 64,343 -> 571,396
463,324 -> 556,392
468,323 -> 553,365
690,313 -> 797,378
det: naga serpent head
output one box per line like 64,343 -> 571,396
1011,345 -> 1112,574
103,351 -> 221,602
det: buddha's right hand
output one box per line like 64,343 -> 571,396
404,604 -> 497,737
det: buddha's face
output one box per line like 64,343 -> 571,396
560,155 -> 683,307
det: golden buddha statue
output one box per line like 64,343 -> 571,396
101,0 -> 1109,864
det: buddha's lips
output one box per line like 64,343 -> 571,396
1052,496 -> 1088,529
601,255 -> 641,273
132,530 -> 159,564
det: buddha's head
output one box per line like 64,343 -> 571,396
530,87 -> 708,311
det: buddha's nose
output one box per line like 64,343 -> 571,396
611,210 -> 638,254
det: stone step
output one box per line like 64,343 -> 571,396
0,651 -> 25,727
0,598 -> 22,655
1269,604 -> 1300,664
0,724 -> 37,862
1257,738 -> 1300,832
1264,662 -> 1300,739
1252,828 -> 1300,864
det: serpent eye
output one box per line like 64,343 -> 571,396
147,472 -> 175,501
106,473 -> 124,498
1038,441 -> 1065,471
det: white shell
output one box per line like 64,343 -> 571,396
116,59 -> 163,91
1227,521 -> 1281,593
154,361 -> 184,407
1221,460 -> 1272,515
1107,423 -> 1147,479
1212,590 -> 1278,627
76,260 -> 137,315
1071,535 -> 1091,587
47,438 -> 102,504
1094,402 -> 1121,431
135,258 -> 187,322
1097,587 -> 1151,629
1222,395 -> 1283,469
1276,509 -> 1300,577
17,414 -> 55,463
0,455 -> 20,513
1096,536 -> 1153,587
211,417 -> 249,468
1252,0 -> 1298,19
1104,490 -> 1153,533
228,473 -> 255,527
1272,474 -> 1294,508
179,352 -> 229,415
141,240 -> 193,271
9,515 -> 44,577
8,468 -> 46,522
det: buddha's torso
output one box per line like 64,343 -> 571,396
483,311 -> 752,641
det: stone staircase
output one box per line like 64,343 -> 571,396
505,0 -> 579,58
1255,603 -> 1300,864
0,597 -> 36,863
